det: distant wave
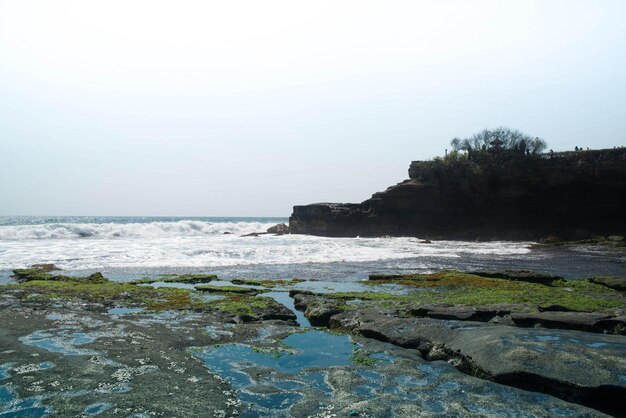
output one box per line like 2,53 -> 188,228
0,220 -> 276,240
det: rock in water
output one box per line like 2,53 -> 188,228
267,223 -> 289,235
30,263 -> 59,272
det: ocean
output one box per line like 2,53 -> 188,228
0,216 -> 623,282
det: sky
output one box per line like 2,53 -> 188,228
1,0 -> 625,217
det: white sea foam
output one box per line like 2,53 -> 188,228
0,220 -> 274,240
0,220 -> 532,270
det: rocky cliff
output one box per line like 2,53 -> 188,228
289,148 -> 626,240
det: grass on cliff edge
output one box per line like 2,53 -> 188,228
331,271 -> 626,313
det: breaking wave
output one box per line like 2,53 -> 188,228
0,220 -> 276,240
0,217 -> 536,271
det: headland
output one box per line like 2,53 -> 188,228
290,148 -> 626,240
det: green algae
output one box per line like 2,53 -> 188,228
131,273 -> 217,285
12,268 -> 55,281
351,347 -> 378,366
12,269 -> 108,284
344,271 -> 626,313
588,276 -> 626,292
195,285 -> 268,295
251,339 -> 296,357
208,295 -> 273,317
326,292 -> 406,302
230,278 -> 305,288
351,356 -> 378,366
4,279 -> 211,312
3,269 -> 295,321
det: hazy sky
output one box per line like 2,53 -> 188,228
1,0 -> 625,216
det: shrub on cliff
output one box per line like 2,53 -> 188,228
450,127 -> 546,156
420,129 -> 549,194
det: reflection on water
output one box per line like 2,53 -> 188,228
194,329 -> 594,417
263,292 -> 310,327
19,330 -> 100,356
195,330 -> 354,413
0,384 -> 51,417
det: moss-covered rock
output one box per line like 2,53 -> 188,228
194,285 -> 268,295
131,273 -> 217,285
5,279 -> 210,312
588,276 -> 626,293
208,295 -> 296,322
363,270 -> 626,313
230,278 -> 305,288
12,269 -> 109,284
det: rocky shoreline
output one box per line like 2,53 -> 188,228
1,265 -> 625,416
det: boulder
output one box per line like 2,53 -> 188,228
30,263 -> 59,272
266,223 -> 290,235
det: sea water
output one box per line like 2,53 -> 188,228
0,216 -> 624,282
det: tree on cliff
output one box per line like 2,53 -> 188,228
450,127 -> 546,156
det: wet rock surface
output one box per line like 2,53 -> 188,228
467,269 -> 562,285
0,300 -> 239,417
314,303 -> 626,417
1,269 -> 624,417
2,292 -> 608,417
590,276 -> 626,292
292,293 -> 344,326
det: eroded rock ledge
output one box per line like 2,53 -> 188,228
292,293 -> 626,417
290,269 -> 626,416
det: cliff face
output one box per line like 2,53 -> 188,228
289,148 -> 626,240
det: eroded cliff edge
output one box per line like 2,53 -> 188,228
289,148 -> 626,240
